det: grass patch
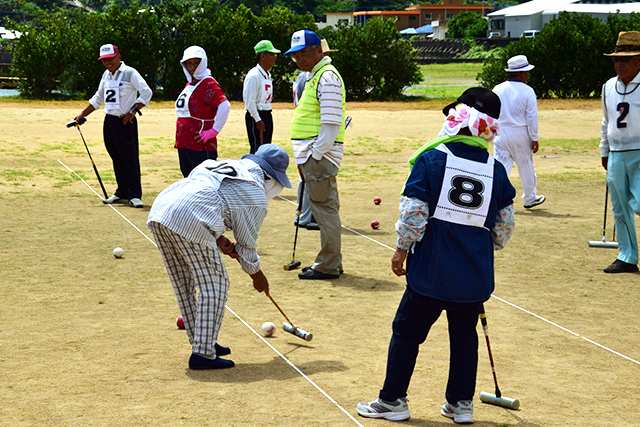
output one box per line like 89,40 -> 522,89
418,63 -> 483,86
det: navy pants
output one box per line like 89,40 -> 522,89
379,287 -> 480,405
103,114 -> 141,200
178,148 -> 218,178
245,110 -> 273,154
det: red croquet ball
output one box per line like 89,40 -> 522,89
374,197 -> 381,205
176,315 -> 185,329
371,220 -> 380,229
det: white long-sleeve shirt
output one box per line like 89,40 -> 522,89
243,64 -> 273,122
492,79 -> 539,141
89,62 -> 152,116
600,72 -> 640,157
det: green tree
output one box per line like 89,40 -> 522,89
323,17 -> 422,100
447,10 -> 487,39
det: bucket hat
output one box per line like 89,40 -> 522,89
505,55 -> 535,72
242,145 -> 292,188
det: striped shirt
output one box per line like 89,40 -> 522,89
89,62 -> 152,117
147,159 -> 268,275
292,57 -> 345,167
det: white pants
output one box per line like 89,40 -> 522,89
494,126 -> 538,205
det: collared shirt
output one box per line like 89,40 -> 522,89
600,71 -> 640,157
147,159 -> 268,275
89,62 -> 152,116
492,79 -> 539,141
243,64 -> 273,122
291,57 -> 345,167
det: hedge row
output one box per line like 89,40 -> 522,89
5,0 -> 422,101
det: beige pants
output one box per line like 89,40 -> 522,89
299,157 -> 342,275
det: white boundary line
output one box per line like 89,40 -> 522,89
59,160 -> 365,427
276,195 -> 640,367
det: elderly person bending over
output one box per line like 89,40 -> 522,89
147,144 -> 292,369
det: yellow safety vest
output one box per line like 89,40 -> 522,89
290,63 -> 346,142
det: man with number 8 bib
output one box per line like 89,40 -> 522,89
357,88 -> 515,423
75,44 -> 152,208
601,31 -> 640,273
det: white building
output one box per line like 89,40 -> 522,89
488,0 -> 640,38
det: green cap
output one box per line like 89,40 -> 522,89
254,40 -> 281,54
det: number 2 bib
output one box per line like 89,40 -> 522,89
431,144 -> 494,229
104,71 -> 124,115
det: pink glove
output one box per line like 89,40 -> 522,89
199,128 -> 219,143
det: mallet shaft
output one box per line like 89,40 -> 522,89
267,294 -> 296,330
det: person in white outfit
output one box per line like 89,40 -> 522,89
492,55 -> 545,209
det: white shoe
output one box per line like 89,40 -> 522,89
524,194 -> 545,209
103,195 -> 127,204
129,198 -> 144,208
356,397 -> 410,421
441,400 -> 473,424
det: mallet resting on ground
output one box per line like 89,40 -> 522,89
479,304 -> 520,410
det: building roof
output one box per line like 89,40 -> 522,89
353,11 -> 419,16
489,0 -> 639,17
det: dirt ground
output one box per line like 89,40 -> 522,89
0,99 -> 638,427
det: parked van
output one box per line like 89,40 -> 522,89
523,30 -> 540,38
488,32 -> 501,38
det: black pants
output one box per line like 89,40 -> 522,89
178,148 -> 218,178
379,287 -> 480,404
103,114 -> 141,200
245,110 -> 273,154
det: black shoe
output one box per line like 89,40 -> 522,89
302,266 -> 343,275
604,259 -> 639,273
298,268 -> 340,280
524,195 -> 546,209
305,222 -> 320,231
215,343 -> 231,356
189,354 -> 235,370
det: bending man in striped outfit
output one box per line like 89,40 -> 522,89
286,30 -> 347,280
147,144 -> 292,369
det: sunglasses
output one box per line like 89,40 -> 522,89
613,56 -> 639,63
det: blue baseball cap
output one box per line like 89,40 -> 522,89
284,30 -> 322,55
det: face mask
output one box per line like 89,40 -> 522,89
264,177 -> 284,200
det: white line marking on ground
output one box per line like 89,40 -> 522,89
276,194 -> 640,367
59,161 -> 365,427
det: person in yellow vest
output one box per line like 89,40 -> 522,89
286,30 -> 346,280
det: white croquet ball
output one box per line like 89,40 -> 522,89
261,322 -> 276,337
113,247 -> 124,258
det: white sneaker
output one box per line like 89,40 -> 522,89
103,195 -> 127,204
129,198 -> 144,208
524,195 -> 545,209
441,400 -> 473,424
356,397 -> 410,421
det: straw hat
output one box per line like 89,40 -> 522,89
321,39 -> 337,53
604,31 -> 640,57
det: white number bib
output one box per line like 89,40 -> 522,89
104,71 -> 124,115
175,79 -> 213,133
431,144 -> 494,229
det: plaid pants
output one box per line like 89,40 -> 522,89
149,222 -> 229,358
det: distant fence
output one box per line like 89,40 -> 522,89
410,37 -> 517,63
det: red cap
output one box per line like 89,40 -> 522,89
98,44 -> 119,60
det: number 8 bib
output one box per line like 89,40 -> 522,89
431,144 -> 494,229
